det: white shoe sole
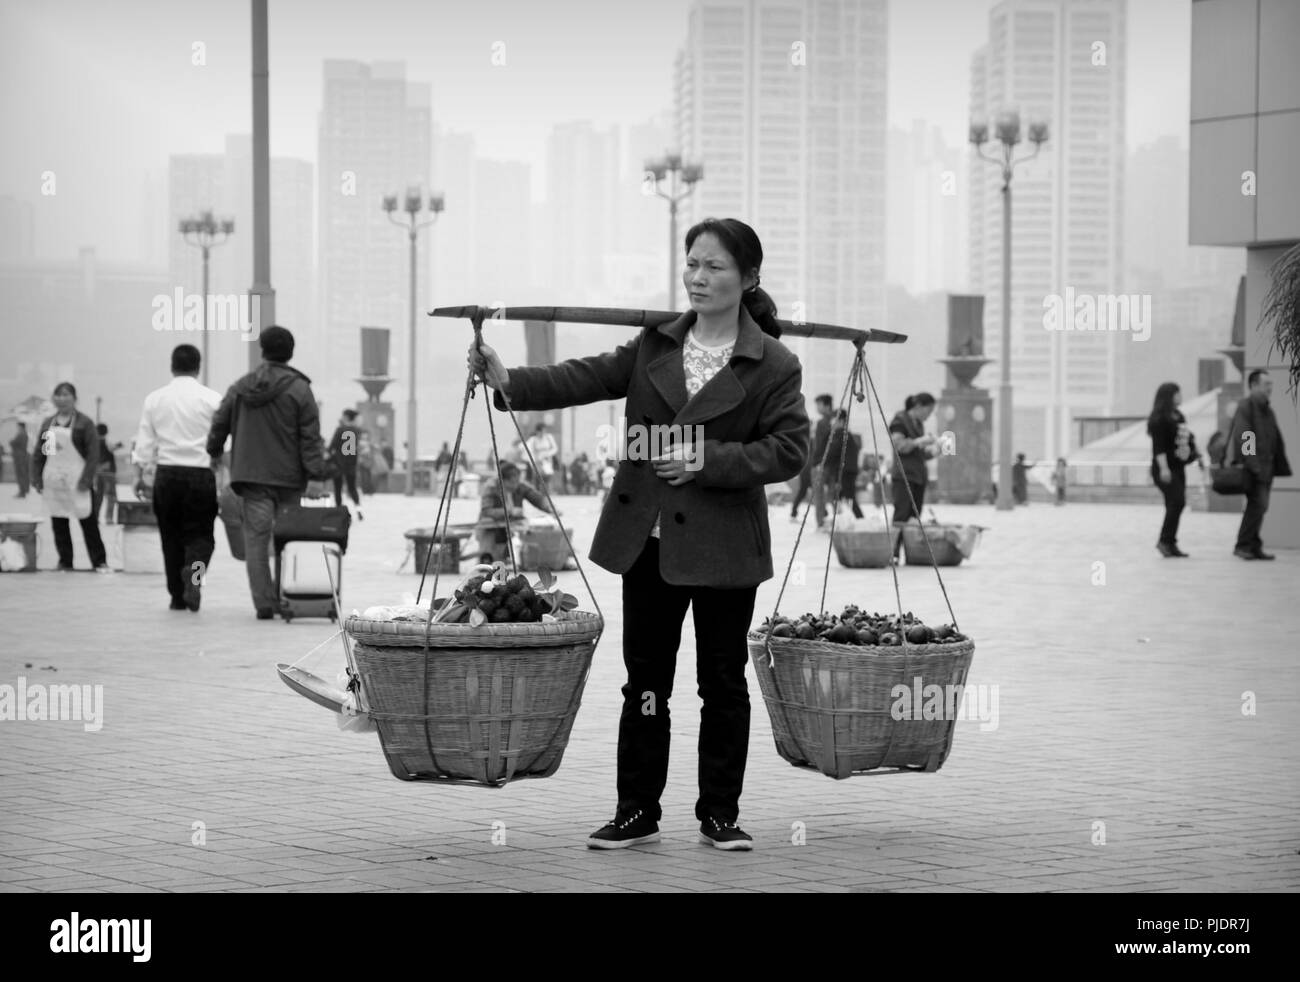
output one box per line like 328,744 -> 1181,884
587,831 -> 660,849
698,832 -> 753,851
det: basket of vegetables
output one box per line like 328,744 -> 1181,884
749,606 -> 974,778
343,562 -> 603,787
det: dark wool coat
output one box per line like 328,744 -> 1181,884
495,307 -> 809,587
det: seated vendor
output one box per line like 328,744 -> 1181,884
476,461 -> 558,562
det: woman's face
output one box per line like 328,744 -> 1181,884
913,403 -> 934,423
1173,389 -> 1182,407
52,389 -> 75,414
683,233 -> 755,316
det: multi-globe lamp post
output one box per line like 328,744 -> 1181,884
384,187 -> 445,496
643,153 -> 703,309
970,111 -> 1048,511
178,210 -> 235,386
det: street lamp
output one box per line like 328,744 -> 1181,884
970,110 -> 1048,511
179,210 -> 235,386
644,153 -> 704,309
384,187 -> 445,496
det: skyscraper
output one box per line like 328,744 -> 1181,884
969,0 -> 1127,460
317,60 -> 431,441
545,121 -> 619,305
887,121 -> 966,296
674,0 -> 888,409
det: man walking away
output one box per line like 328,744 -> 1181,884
328,408 -> 363,520
206,325 -> 330,618
810,394 -> 833,529
1229,370 -> 1291,560
132,344 -> 223,611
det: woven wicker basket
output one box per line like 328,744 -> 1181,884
343,611 -> 603,786
901,523 -> 974,566
748,632 -> 975,778
832,528 -> 895,568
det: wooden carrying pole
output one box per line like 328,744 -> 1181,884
428,305 -> 907,347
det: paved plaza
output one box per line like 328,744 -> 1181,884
1,481 -> 1297,893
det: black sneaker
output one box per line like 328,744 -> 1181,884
587,808 -> 660,849
256,608 -> 276,620
698,817 -> 753,851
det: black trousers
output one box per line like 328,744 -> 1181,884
152,466 -> 218,605
790,467 -> 812,515
618,537 -> 757,824
1236,472 -> 1272,552
891,475 -> 927,526
333,468 -> 360,508
51,504 -> 107,569
1152,465 -> 1186,546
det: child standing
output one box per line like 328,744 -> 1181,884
1051,457 -> 1067,506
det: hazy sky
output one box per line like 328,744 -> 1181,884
1,0 -> 1191,261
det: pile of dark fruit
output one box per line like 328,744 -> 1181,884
758,605 -> 968,647
434,563 -> 578,626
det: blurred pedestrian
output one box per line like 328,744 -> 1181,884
32,382 -> 109,572
810,394 -> 833,529
132,344 -> 223,610
788,419 -> 814,523
95,423 -> 120,524
327,408 -> 363,520
206,325 -> 330,619
474,461 -> 557,563
1227,369 -> 1290,560
826,409 -> 863,519
1011,453 -> 1034,505
10,422 -> 30,498
527,421 -> 558,494
1147,382 -> 1202,558
1051,457 -> 1068,506
888,392 -> 938,559
357,429 -> 375,495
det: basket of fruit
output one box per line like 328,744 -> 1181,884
748,606 -> 974,778
343,563 -> 603,787
900,522 -> 986,566
832,527 -> 895,568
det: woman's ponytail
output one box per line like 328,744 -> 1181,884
742,285 -> 782,339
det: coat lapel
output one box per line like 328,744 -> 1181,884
655,306 -> 767,427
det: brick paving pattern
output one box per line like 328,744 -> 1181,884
1,482 -> 1297,892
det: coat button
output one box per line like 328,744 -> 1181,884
617,493 -> 630,504
674,512 -> 685,524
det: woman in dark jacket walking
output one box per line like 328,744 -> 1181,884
470,218 -> 808,851
1148,382 -> 1201,557
888,392 -> 938,556
32,382 -> 109,571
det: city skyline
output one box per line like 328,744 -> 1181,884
0,0 -> 1248,466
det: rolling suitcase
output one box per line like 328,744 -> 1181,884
273,502 -> 351,622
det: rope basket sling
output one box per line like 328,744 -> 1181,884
343,310 -> 605,787
749,340 -> 976,778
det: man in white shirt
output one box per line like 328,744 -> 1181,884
526,422 -> 558,494
132,344 -> 223,612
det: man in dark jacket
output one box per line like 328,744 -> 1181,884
327,408 -> 363,519
206,326 -> 329,617
809,394 -> 833,529
1228,370 -> 1292,560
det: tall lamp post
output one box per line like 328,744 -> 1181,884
644,153 -> 703,309
384,188 -> 445,497
970,111 -> 1048,511
179,210 -> 235,386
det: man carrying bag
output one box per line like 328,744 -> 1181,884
206,326 -> 332,618
1220,370 -> 1291,560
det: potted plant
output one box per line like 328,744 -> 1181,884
1260,242 -> 1300,401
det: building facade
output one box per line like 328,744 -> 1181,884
1188,0 -> 1300,546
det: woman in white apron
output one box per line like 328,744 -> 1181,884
31,382 -> 109,572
